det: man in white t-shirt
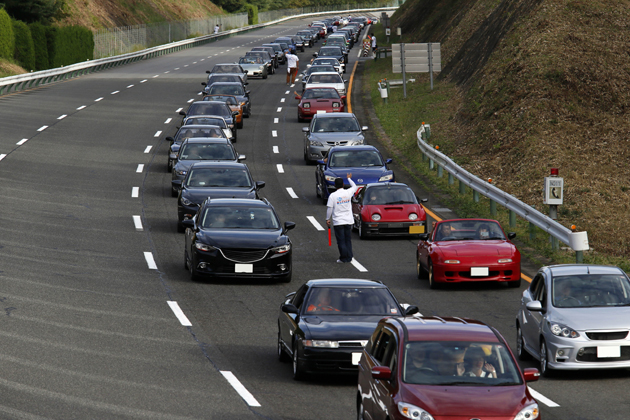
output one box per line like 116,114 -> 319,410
326,174 -> 359,263
214,24 -> 220,34
285,50 -> 299,85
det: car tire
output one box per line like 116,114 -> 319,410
278,330 -> 290,362
171,186 -> 178,197
428,260 -> 439,289
280,271 -> 292,283
516,324 -> 531,360
298,113 -> 304,123
177,222 -> 185,233
292,343 -> 305,380
237,121 -> 243,129
263,72 -> 268,79
358,222 -> 367,239
167,159 -> 172,173
540,339 -> 553,377
184,251 -> 189,270
189,254 -> 200,282
508,278 -> 522,288
357,398 -> 366,420
416,253 -> 426,279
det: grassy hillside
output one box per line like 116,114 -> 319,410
383,0 -> 630,258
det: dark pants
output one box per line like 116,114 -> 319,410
287,67 -> 298,84
333,224 -> 353,262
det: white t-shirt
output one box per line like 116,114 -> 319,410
286,53 -> 299,69
214,25 -> 219,34
371,36 -> 377,48
326,178 -> 358,226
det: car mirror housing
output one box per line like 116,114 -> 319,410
284,221 -> 296,232
238,154 -> 246,161
256,181 -> 266,189
362,126 -> 368,131
508,232 -> 517,240
182,218 -> 194,228
201,82 -> 207,86
302,127 -> 310,132
386,158 -> 393,164
281,303 -> 299,314
418,233 -> 430,241
179,111 -> 186,116
317,159 -> 326,165
205,70 -> 211,74
166,136 -> 175,143
371,366 -> 392,380
523,368 -> 540,382
526,301 -> 543,312
404,305 -> 419,316
232,111 -> 240,116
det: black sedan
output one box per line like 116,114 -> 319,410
166,124 -> 231,172
204,82 -> 251,118
183,198 -> 295,282
278,278 -> 419,380
314,46 -> 346,71
177,162 -> 264,232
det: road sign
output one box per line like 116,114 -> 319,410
543,177 -> 564,205
392,43 -> 441,73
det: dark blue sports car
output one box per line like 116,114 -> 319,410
315,145 -> 394,204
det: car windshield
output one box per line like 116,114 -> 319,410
211,65 -> 242,73
552,274 -> 630,308
207,75 -> 241,83
307,66 -> 336,76
364,186 -> 417,205
239,57 -> 263,64
309,74 -> 343,84
176,126 -> 224,140
246,52 -> 268,60
313,117 -> 359,132
319,48 -> 342,56
304,287 -> 400,315
329,150 -> 383,167
200,206 -> 279,229
302,88 -> 340,100
187,103 -> 230,117
203,95 -> 238,105
432,220 -> 505,241
186,167 -> 252,188
208,85 -> 245,96
184,117 -> 227,128
402,341 -> 523,386
180,143 -> 234,160
314,58 -> 338,67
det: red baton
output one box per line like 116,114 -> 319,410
328,227 -> 332,246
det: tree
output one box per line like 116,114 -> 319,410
1,0 -> 67,24
214,0 -> 247,14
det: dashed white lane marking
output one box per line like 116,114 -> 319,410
176,107 -> 183,113
152,75 -> 159,78
77,105 -> 86,110
188,99 -> 195,103
286,187 -> 298,198
277,164 -> 284,173
111,91 -> 119,95
280,98 -> 285,103
95,97 -> 103,102
220,371 -> 260,407
277,107 -> 282,112
184,65 -> 189,67
273,146 -> 279,153
133,215 -> 143,231
144,252 -> 157,269
132,187 -> 139,198
37,126 -> 48,132
200,59 -> 205,61
175,68 -> 180,70
272,130 -> 277,137
168,301 -> 192,326
57,114 -> 67,120
0,154 -> 6,161
285,90 -> 290,94
351,258 -> 368,272
164,71 -> 170,73
290,84 -> 295,88
17,138 -> 28,145
528,387 -> 560,407
127,85 -> 134,88
274,118 -> 279,123
144,146 -> 152,153
136,164 -> 144,173
197,92 -> 202,96
165,118 -> 172,124
141,79 -> 148,83
154,131 -> 162,137
307,216 -> 325,231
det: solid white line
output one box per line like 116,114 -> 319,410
77,105 -> 86,110
528,387 -> 560,408
127,85 -> 134,88
176,108 -> 183,113
144,252 -> 157,269
95,97 -> 103,102
220,371 -> 261,407
154,131 -> 161,137
111,91 -> 119,95
351,258 -> 368,272
277,164 -> 284,173
0,154 -> 6,161
132,187 -> 139,198
17,138 -> 28,145
272,130 -> 277,137
286,187 -> 298,198
167,301 -> 192,326
144,146 -> 152,153
164,118 -> 172,124
37,126 -> 48,132
273,146 -> 279,153
141,79 -> 148,83
58,114 -> 67,120
136,164 -> 144,173
274,118 -> 279,123
133,215 -> 143,231
277,107 -> 282,112
307,216 -> 325,231
280,98 -> 285,103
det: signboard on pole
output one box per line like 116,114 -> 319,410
391,43 -> 441,73
543,177 -> 564,205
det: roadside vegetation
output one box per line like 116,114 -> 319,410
362,0 -> 630,271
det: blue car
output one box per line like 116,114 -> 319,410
315,145 -> 394,204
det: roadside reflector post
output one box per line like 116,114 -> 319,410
429,158 -> 434,170
509,210 -> 516,228
459,180 -> 466,195
448,172 -> 454,185
529,222 -> 536,241
576,250 -> 583,263
490,200 -> 497,216
473,190 -> 480,202
437,165 -> 443,178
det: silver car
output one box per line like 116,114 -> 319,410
302,113 -> 367,163
238,56 -> 268,79
516,264 -> 630,376
303,71 -> 347,96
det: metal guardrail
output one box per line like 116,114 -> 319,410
0,6 -> 396,97
416,124 -> 589,252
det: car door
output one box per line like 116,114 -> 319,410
417,230 -> 434,269
370,328 -> 399,420
521,273 -> 546,355
280,284 -> 309,351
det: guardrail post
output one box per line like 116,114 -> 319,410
459,180 -> 466,195
490,200 -> 497,216
551,236 -> 559,251
448,172 -> 454,185
429,158 -> 434,170
509,210 -> 516,227
473,190 -> 479,202
576,250 -> 583,263
437,165 -> 443,178
529,222 -> 536,241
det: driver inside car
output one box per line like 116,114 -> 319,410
306,289 -> 340,312
435,223 -> 453,241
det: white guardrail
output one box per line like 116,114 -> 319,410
0,6 -> 396,96
417,124 -> 589,252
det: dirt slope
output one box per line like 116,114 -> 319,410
391,0 -> 630,258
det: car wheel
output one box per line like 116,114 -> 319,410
508,278 -> 522,288
279,271 -> 292,283
177,222 -> 185,233
298,112 -> 304,123
516,324 -> 530,360
316,181 -> 321,198
189,254 -> 200,282
358,222 -> 367,239
540,339 -> 553,377
184,250 -> 189,270
167,159 -> 172,173
263,72 -> 268,79
237,120 -> 243,129
428,260 -> 439,289
416,253 -> 426,279
278,330 -> 290,362
357,398 -> 366,420
292,343 -> 306,380
301,47 -> 305,52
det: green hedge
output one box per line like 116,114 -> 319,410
50,25 -> 93,68
0,8 -> 15,60
12,19 -> 35,71
245,4 -> 259,25
29,22 -> 49,70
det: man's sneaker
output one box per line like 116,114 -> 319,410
336,259 -> 343,263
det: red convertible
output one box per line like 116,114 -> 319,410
295,87 -> 345,122
416,219 -> 521,289
351,182 -> 427,239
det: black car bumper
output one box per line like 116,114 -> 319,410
359,221 -> 426,237
191,248 -> 292,279
298,347 -> 364,374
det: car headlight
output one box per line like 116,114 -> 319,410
498,258 -> 513,263
409,213 -> 418,220
195,243 -> 216,252
513,403 -> 539,420
271,244 -> 291,254
325,175 -> 336,182
398,402 -> 434,420
379,174 -> 393,182
303,340 -> 339,348
259,65 -> 265,70
303,103 -> 311,109
180,196 -> 193,206
352,138 -> 364,145
175,169 -> 187,176
371,214 -> 381,221
332,102 -> 340,108
549,322 -> 580,338
310,140 -> 324,147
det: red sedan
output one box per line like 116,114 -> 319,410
296,87 -> 345,122
352,183 -> 426,239
416,219 -> 521,288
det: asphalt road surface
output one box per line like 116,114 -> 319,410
0,15 -> 626,420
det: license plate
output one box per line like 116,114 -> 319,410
471,267 -> 489,276
598,346 -> 621,358
316,110 -> 327,114
409,225 -> 425,234
235,264 -> 253,273
352,352 -> 362,365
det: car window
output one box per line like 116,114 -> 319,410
188,103 -> 230,117
292,284 -> 309,309
529,274 -> 543,299
372,330 -> 393,364
184,118 -> 226,127
432,220 -> 505,241
209,85 -> 244,96
185,167 -> 252,188
364,187 -> 417,205
212,65 -> 242,73
329,150 -> 383,168
303,287 -> 400,315
200,206 -> 280,229
551,274 -> 630,308
302,88 -> 340,100
180,143 -> 234,160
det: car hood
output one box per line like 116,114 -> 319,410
434,240 -> 515,257
551,307 -> 630,331
199,229 -> 285,249
309,132 -> 364,143
241,63 -> 264,70
305,82 -> 344,92
364,204 -> 425,221
301,315 -> 385,340
182,187 -> 256,203
401,385 -> 531,417
326,167 -> 391,185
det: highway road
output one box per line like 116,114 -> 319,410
0,14 -> 626,420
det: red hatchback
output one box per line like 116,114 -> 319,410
416,219 -> 521,289
357,316 -> 541,420
296,87 -> 345,122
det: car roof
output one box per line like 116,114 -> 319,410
209,82 -> 244,86
308,71 -> 342,76
312,112 -> 355,119
205,198 -> 270,207
329,145 -> 380,153
544,264 -> 626,277
213,63 -> 240,66
364,182 -> 409,189
305,278 -> 387,288
179,124 -> 223,129
387,317 -> 500,342
190,161 -> 248,170
183,137 -> 230,144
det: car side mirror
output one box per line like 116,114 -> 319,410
362,126 -> 368,131
386,158 -> 393,164
313,53 -> 318,57
246,90 -> 251,95
523,368 -> 540,382
343,79 -> 348,83
404,305 -> 419,316
508,232 -> 516,240
179,111 -> 186,116
201,82 -> 207,86
420,198 -> 428,203
371,366 -> 391,380
238,154 -> 246,161
182,218 -> 194,228
232,111 -> 239,116
526,301 -> 543,312
255,181 -> 265,189
166,136 -> 175,143
341,95 -> 347,100
317,159 -> 326,165
302,127 -> 310,133
284,221 -> 296,232
418,233 -> 430,241
205,70 -> 210,74
281,303 -> 299,314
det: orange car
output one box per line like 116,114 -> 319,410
202,94 -> 244,129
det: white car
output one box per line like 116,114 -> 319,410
302,71 -> 347,96
310,57 -> 344,75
